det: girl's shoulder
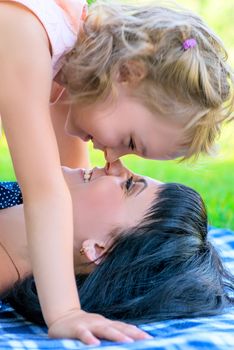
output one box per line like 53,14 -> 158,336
55,0 -> 88,31
0,0 -> 87,77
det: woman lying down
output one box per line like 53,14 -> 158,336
0,160 -> 233,326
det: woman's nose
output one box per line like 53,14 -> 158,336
105,160 -> 129,178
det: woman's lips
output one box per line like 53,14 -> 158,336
75,167 -> 106,184
89,167 -> 106,181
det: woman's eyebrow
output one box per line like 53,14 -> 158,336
134,178 -> 148,196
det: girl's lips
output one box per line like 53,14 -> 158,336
83,134 -> 92,142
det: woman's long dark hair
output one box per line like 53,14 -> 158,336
4,183 -> 234,325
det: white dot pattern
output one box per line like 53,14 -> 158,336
0,182 -> 23,209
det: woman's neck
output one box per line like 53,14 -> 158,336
0,205 -> 32,295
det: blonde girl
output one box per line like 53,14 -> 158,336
0,0 -> 233,345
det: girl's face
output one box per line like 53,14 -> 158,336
62,160 -> 160,248
65,83 -> 186,162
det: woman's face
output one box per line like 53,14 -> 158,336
62,160 -> 161,249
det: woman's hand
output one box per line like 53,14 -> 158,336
48,309 -> 152,345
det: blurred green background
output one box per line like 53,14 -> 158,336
0,0 -> 234,229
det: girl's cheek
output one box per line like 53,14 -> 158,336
95,128 -> 120,147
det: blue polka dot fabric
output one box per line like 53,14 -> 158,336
0,182 -> 23,209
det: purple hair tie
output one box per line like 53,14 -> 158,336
182,38 -> 197,51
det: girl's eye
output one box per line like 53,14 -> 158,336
125,176 -> 134,191
128,137 -> 135,151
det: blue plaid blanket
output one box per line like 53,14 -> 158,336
1,227 -> 234,350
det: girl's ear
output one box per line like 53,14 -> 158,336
81,239 -> 106,265
117,60 -> 147,85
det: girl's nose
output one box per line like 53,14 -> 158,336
104,148 -> 126,163
105,160 -> 130,179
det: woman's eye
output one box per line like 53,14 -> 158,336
128,137 -> 135,151
125,176 -> 134,191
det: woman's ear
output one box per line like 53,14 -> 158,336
117,60 -> 147,85
80,239 -> 106,265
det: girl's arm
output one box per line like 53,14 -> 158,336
0,3 -> 149,345
0,1 -> 79,326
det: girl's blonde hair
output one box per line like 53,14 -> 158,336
61,0 -> 234,160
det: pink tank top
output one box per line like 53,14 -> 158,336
3,0 -> 88,78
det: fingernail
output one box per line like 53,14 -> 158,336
91,339 -> 101,345
144,334 -> 153,339
125,338 -> 134,343
137,333 -> 153,340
